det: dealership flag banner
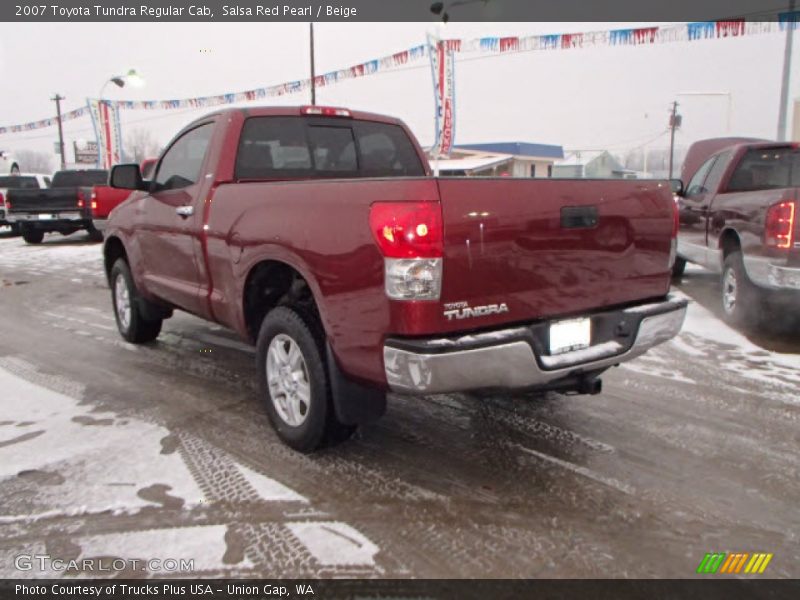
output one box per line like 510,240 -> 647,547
87,99 -> 124,168
427,33 -> 456,158
2,16 -> 800,136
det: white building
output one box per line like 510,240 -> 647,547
429,141 -> 564,177
552,150 -> 637,179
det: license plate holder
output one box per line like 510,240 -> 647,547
549,317 -> 591,355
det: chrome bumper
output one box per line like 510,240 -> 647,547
768,264 -> 800,290
384,296 -> 688,394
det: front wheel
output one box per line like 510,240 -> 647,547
110,259 -> 162,343
256,306 -> 353,452
721,251 -> 763,328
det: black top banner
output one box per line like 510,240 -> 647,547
1,0 -> 797,22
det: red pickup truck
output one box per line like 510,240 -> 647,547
103,106 -> 687,451
673,138 -> 799,326
90,159 -> 157,233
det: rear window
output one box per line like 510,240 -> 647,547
235,116 -> 425,180
726,148 -> 800,192
51,170 -> 108,187
0,176 -> 39,189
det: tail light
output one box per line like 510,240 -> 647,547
0,191 -> 4,206
765,201 -> 795,249
301,106 -> 352,117
369,202 -> 443,300
77,190 -> 85,209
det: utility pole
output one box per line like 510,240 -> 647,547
309,22 -> 316,105
777,0 -> 796,141
668,101 -> 681,179
51,94 -> 66,170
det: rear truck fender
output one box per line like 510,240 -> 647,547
238,250 -> 331,341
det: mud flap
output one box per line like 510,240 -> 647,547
326,344 -> 387,426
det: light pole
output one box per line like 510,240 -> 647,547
309,23 -> 316,105
777,0 -> 796,141
96,69 -> 144,165
677,91 -> 732,134
668,101 -> 681,179
51,94 -> 66,170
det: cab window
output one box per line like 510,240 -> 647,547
685,155 -> 718,196
154,123 -> 214,191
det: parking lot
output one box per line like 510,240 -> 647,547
1,230 -> 799,578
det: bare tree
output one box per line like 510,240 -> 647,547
15,150 -> 54,174
125,128 -> 161,163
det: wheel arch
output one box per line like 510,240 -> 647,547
103,235 -> 128,284
242,258 -> 325,344
717,228 -> 742,266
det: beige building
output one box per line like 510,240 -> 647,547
429,142 -> 564,177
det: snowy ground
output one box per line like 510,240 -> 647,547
0,231 -> 798,578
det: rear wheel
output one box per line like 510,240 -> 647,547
256,306 -> 353,452
671,256 -> 687,279
110,258 -> 162,343
86,224 -> 103,242
21,228 -> 44,244
721,251 -> 763,328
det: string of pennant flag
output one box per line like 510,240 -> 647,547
1,15 -> 798,136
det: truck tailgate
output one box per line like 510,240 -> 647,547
8,188 -> 81,213
437,178 -> 674,330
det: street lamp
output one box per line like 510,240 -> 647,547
99,68 -> 144,99
430,0 -> 489,23
677,91 -> 733,133
96,69 -> 144,167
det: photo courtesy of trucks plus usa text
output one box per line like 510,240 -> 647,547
0,0 -> 798,592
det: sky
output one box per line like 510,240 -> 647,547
0,21 -> 798,168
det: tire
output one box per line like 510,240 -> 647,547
256,305 -> 353,452
21,229 -> 44,244
110,258 -> 162,343
721,251 -> 763,328
671,256 -> 687,279
86,224 -> 104,242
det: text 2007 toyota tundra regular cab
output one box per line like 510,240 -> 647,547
104,106 -> 687,451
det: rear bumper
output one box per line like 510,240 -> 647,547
767,263 -> 800,290
384,295 -> 688,394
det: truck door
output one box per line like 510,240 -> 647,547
678,153 -> 723,268
135,121 -> 215,316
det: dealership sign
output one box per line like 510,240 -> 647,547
87,99 -> 123,168
427,33 -> 456,159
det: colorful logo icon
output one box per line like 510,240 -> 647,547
696,552 -> 773,574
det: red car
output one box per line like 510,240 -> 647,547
104,106 -> 686,451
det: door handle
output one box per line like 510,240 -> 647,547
175,205 -> 194,218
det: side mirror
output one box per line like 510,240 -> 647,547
109,163 -> 146,190
669,179 -> 684,196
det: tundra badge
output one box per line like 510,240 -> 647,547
443,301 -> 509,321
